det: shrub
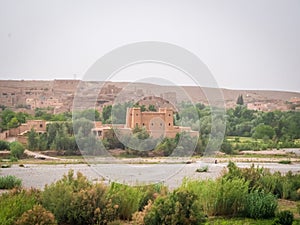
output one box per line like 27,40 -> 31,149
0,175 -> 22,189
67,183 -> 115,225
243,190 -> 277,219
196,166 -> 208,173
278,160 -> 292,165
107,183 -> 147,221
42,170 -> 116,225
137,183 -> 168,211
15,204 -> 57,225
144,189 -> 206,225
0,140 -> 9,150
272,210 -> 294,225
224,162 -> 268,191
132,200 -> 153,225
0,188 -> 39,225
181,177 -> 249,217
214,178 -> 249,216
41,170 -> 92,223
9,141 -> 25,159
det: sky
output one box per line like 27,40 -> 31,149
0,0 -> 299,92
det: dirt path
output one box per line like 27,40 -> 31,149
24,150 -> 65,161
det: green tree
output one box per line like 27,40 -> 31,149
9,141 -> 25,159
252,124 -> 275,139
140,105 -> 147,112
8,117 -> 19,128
0,140 -> 10,150
73,118 -> 94,137
73,109 -> 100,121
102,105 -> 112,124
221,139 -> 233,154
27,128 -> 38,150
148,104 -> 156,112
236,94 -> 244,105
0,109 -> 15,130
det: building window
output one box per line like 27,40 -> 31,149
160,123 -> 162,126
142,123 -> 145,126
40,124 -> 43,128
169,114 -> 171,116
136,114 -> 138,116
151,123 -> 154,126
168,123 -> 171,126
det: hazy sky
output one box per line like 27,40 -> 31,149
0,0 -> 299,92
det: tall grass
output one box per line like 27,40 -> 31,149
107,182 -> 166,221
107,183 -> 144,221
181,177 -> 249,216
0,175 -> 22,189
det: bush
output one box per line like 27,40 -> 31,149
9,141 -> 24,159
144,189 -> 206,225
195,166 -> 208,173
42,170 -> 116,225
132,200 -> 153,225
181,177 -> 249,217
214,178 -> 249,216
278,160 -> 292,165
272,210 -> 294,225
0,188 -> 39,225
0,140 -> 9,150
68,183 -> 115,225
0,175 -> 22,189
107,183 -> 143,220
243,190 -> 277,219
221,139 -> 233,154
15,204 -> 57,225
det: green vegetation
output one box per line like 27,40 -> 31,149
1,162 -> 300,224
0,140 -> 9,150
195,165 -> 208,172
9,141 -> 25,159
236,94 -> 244,105
0,175 -> 22,189
244,190 -> 277,219
2,102 -> 300,155
0,109 -> 28,130
0,189 -> 39,225
273,210 -> 294,225
278,160 -> 292,164
144,189 -> 206,225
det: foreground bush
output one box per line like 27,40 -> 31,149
0,188 -> 39,225
15,204 -> 57,225
0,175 -> 22,189
272,210 -> 294,225
107,182 -> 167,221
225,162 -> 300,201
244,190 -> 277,219
107,182 -> 145,221
181,177 -> 249,216
144,189 -> 206,225
42,170 -> 117,225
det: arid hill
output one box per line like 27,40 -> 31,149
0,79 -> 299,112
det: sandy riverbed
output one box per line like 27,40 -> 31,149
1,160 -> 300,189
